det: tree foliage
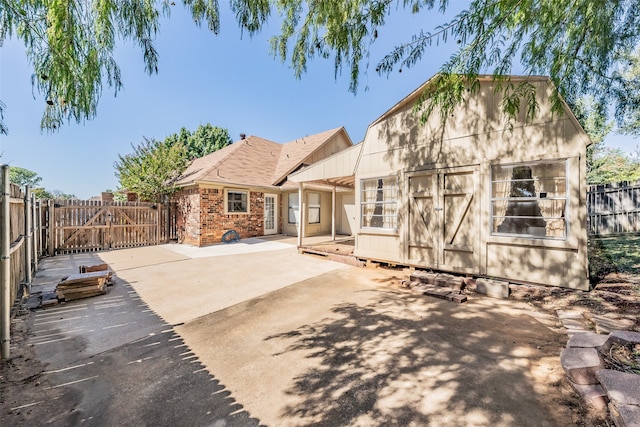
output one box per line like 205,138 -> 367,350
114,137 -> 188,202
588,147 -> 640,184
8,165 -> 42,187
8,165 -> 77,198
3,0 -> 640,133
164,123 -> 232,160
114,124 -> 230,201
0,0 -> 220,133
247,0 -> 640,128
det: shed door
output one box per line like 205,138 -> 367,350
408,167 -> 479,274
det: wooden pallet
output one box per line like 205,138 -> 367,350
56,271 -> 110,301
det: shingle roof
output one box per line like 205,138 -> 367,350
271,127 -> 344,185
174,127 -> 348,188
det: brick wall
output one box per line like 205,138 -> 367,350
176,187 -> 267,247
176,188 -> 201,246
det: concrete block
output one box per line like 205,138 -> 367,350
425,288 -> 453,299
610,403 -> 640,427
557,310 -> 586,320
569,382 -> 608,411
410,271 -> 436,284
567,332 -> 609,349
602,330 -> 640,353
475,278 -> 510,299
584,313 -> 635,335
597,369 -> 640,405
560,318 -> 590,334
446,277 -> 465,290
434,275 -> 449,287
560,348 -> 604,385
450,294 -> 467,303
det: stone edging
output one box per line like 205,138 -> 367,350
557,310 -> 640,427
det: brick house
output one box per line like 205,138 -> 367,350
173,127 -> 353,246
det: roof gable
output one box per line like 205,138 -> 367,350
271,127 -> 349,185
174,127 -> 352,189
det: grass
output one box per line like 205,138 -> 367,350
588,234 -> 640,283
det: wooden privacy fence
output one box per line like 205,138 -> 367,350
1,165 -> 40,359
587,180 -> 640,236
43,199 -> 177,255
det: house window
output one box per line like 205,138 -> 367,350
227,190 -> 248,213
491,160 -> 568,239
288,193 -> 299,224
308,193 -> 321,224
361,177 -> 398,229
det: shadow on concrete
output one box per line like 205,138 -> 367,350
266,290 -> 570,426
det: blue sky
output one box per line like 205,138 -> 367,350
1,2 -> 638,199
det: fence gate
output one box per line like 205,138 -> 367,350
48,200 -> 171,255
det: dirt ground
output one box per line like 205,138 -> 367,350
1,260 -> 638,426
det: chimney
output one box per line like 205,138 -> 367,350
240,133 -> 246,140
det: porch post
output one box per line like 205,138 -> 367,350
297,183 -> 303,247
331,186 -> 336,241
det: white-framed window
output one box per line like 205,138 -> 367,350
288,193 -> 299,224
491,160 -> 568,239
227,190 -> 248,213
361,176 -> 398,230
308,192 -> 321,224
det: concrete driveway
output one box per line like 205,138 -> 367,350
10,239 -> 583,426
97,240 -> 349,325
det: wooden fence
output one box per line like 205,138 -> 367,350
587,180 -> 640,235
42,199 -> 178,255
1,166 -> 39,359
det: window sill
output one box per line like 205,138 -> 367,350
358,228 -> 399,237
487,234 -> 577,250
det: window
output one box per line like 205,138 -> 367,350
361,177 -> 398,229
308,193 -> 321,224
491,161 -> 567,239
227,190 -> 248,213
288,193 -> 299,224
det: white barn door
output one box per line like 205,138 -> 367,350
408,167 -> 479,274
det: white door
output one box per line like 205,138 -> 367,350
264,194 -> 278,235
339,194 -> 356,235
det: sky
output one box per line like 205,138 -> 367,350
1,2 -> 638,199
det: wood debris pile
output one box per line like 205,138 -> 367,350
54,263 -> 114,302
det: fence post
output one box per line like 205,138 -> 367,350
1,165 -> 11,359
165,198 -> 171,243
24,186 -> 32,292
32,194 -> 38,271
47,199 -> 54,257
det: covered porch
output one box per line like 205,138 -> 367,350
286,143 -> 361,247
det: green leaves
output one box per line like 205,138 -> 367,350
0,0 -> 220,133
114,123 -> 231,201
115,137 -> 189,202
4,0 -> 640,135
164,123 -> 232,159
235,0 -> 640,130
8,165 -> 43,188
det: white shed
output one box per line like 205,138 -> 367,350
290,75 -> 591,290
